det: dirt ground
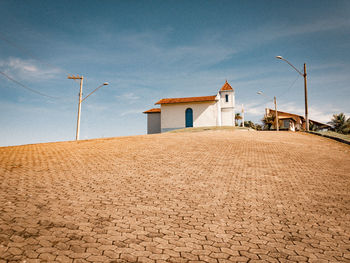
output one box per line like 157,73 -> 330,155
0,130 -> 349,263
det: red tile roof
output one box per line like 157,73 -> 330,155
220,80 -> 233,91
143,108 -> 161,114
155,95 -> 217,105
266,108 -> 331,127
267,108 -> 305,119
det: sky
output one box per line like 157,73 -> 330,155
0,0 -> 349,146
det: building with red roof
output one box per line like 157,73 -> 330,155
265,108 -> 331,131
143,81 -> 235,133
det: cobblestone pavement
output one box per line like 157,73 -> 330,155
0,130 -> 349,263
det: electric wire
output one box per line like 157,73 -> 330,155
0,71 -> 59,99
252,73 -> 302,112
276,73 -> 301,98
0,32 -> 79,100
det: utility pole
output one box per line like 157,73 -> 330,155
276,56 -> 309,131
68,74 -> 84,140
274,96 -> 279,131
241,104 -> 245,127
303,63 -> 309,131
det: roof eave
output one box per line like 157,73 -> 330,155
155,100 -> 216,105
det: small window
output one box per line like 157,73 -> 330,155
225,94 -> 229,102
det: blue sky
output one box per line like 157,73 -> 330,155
0,0 -> 349,146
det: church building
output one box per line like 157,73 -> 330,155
143,81 -> 235,134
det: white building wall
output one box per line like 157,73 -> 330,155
161,101 -> 217,132
221,108 -> 234,126
219,90 -> 234,108
147,113 -> 161,134
194,102 -> 217,127
216,95 -> 222,126
219,90 -> 235,126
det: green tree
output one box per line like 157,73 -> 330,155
255,124 -> 262,131
244,120 -> 256,129
344,120 -> 350,134
328,113 -> 350,134
309,121 -> 318,131
262,114 -> 275,130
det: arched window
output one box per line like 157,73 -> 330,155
225,94 -> 229,102
185,108 -> 193,127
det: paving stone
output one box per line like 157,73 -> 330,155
103,250 -> 120,259
38,253 -> 56,261
7,247 -> 23,255
24,250 -> 39,259
149,253 -> 170,260
56,255 -> 73,262
25,260 -> 41,263
120,253 -> 137,262
73,259 -> 89,263
181,252 -> 198,261
36,247 -> 56,253
137,257 -> 155,263
68,252 -> 91,259
199,255 -> 219,263
86,255 -> 109,262
240,251 -> 260,260
71,245 -> 86,253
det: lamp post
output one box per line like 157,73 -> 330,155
276,56 -> 309,131
257,91 -> 279,131
68,74 -> 109,140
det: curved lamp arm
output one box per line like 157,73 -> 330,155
82,82 -> 109,102
257,91 -> 269,100
276,56 -> 304,77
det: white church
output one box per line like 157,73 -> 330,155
143,81 -> 235,134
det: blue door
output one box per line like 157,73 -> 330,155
185,108 -> 193,127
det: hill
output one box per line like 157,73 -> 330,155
0,130 -> 349,262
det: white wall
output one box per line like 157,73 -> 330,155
219,90 -> 234,108
221,108 -> 234,126
147,113 -> 161,134
161,101 -> 217,131
219,90 -> 235,126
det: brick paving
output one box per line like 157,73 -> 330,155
0,130 -> 349,263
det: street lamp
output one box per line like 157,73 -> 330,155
257,91 -> 279,131
276,56 -> 309,131
68,74 -> 109,140
82,82 -> 109,102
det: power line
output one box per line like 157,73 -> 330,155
249,74 -> 302,112
0,32 -> 76,100
0,71 -> 58,99
276,74 -> 300,98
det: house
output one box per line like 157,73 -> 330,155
265,108 -> 331,131
143,81 -> 235,134
143,108 -> 161,134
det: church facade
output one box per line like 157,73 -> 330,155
143,81 -> 235,134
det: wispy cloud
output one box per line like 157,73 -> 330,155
61,29 -> 237,75
230,16 -> 350,52
0,57 -> 62,81
85,103 -> 109,112
281,17 -> 350,36
120,108 -> 145,117
243,102 -> 266,116
115,92 -> 140,102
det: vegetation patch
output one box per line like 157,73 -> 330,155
309,131 -> 350,144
